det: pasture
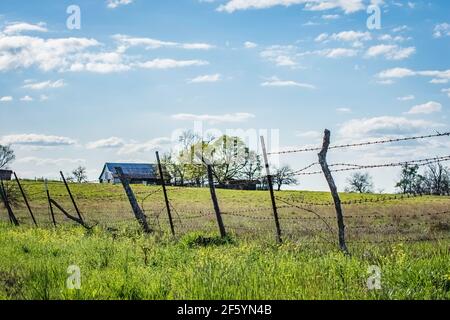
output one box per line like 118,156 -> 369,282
0,182 -> 449,300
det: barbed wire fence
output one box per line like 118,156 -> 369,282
1,130 -> 450,250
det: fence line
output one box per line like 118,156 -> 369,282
268,131 -> 450,155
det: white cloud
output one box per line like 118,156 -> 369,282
323,47 -> 358,58
377,68 -> 450,81
23,79 -> 65,90
0,134 -> 77,146
336,107 -> 352,113
188,74 -> 222,83
330,30 -> 371,42
441,88 -> 450,98
261,76 -> 316,89
113,34 -> 215,51
405,101 -> 442,115
134,59 -> 209,69
260,45 -> 298,67
315,33 -> 329,42
3,22 -> 47,35
339,116 -> 437,138
322,14 -> 340,20
118,137 -> 172,155
430,79 -> 448,84
20,96 -> 33,102
171,112 -> 255,124
0,96 -> 13,102
397,95 -> 415,101
86,137 -> 125,149
107,0 -> 134,9
216,0 -> 365,14
244,41 -> 258,48
365,44 -> 415,60
433,23 -> 450,38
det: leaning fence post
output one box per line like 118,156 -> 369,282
260,136 -> 282,244
0,178 -> 19,226
14,172 -> 38,226
60,171 -> 84,223
156,151 -> 175,236
115,167 -> 152,234
44,179 -> 57,227
206,164 -> 227,238
318,129 -> 348,254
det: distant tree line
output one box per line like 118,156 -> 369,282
160,131 -> 298,190
345,163 -> 450,195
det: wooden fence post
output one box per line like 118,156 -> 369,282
14,172 -> 38,226
156,151 -> 175,236
207,164 -> 227,238
44,179 -> 57,227
60,171 -> 84,223
260,136 -> 282,244
115,167 -> 152,234
0,178 -> 19,226
318,129 -> 348,254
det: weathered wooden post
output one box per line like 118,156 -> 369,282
60,171 -> 84,223
318,129 -> 348,254
0,178 -> 19,226
260,136 -> 282,244
156,151 -> 175,236
14,172 -> 38,226
115,167 -> 152,234
44,180 -> 57,227
207,164 -> 227,238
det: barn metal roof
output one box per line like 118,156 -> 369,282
101,163 -> 157,179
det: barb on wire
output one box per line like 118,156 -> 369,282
268,131 -> 450,155
290,155 -> 450,176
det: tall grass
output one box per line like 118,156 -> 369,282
0,223 -> 449,300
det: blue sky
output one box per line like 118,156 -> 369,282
0,0 -> 449,192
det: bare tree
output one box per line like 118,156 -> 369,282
345,172 -> 374,193
273,166 -> 297,191
0,145 -> 15,169
72,166 -> 88,183
423,163 -> 449,195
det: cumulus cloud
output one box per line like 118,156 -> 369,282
3,22 -> 47,35
172,112 -> 255,124
339,116 -> 438,138
377,68 -> 450,81
188,74 -> 222,83
0,96 -> 13,102
244,41 -> 258,48
433,23 -> 450,38
86,137 -> 125,149
442,88 -> 450,98
118,137 -> 172,155
405,101 -> 442,115
23,79 -> 65,90
134,59 -> 209,69
0,134 -> 77,146
365,44 -> 415,60
397,95 -> 415,101
107,0 -> 134,9
113,34 -> 215,51
261,76 -> 316,89
216,0 -> 365,14
20,96 -> 33,102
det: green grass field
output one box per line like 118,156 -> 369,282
0,181 -> 449,300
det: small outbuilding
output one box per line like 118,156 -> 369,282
0,169 -> 12,181
99,163 -> 158,185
